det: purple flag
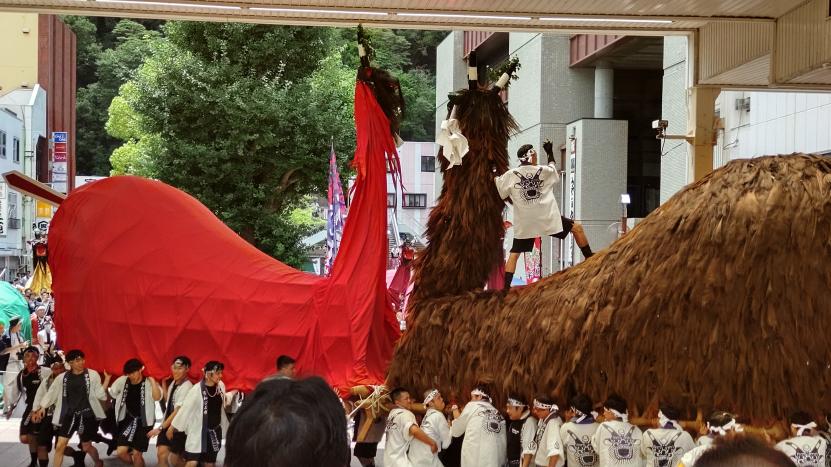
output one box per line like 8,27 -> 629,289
324,145 -> 346,276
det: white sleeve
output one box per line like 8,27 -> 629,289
494,171 -> 513,200
32,373 -> 51,410
174,382 -> 193,408
545,162 -> 559,178
89,370 -> 107,401
521,418 -> 537,456
451,404 -> 474,438
172,385 -> 199,432
547,423 -> 564,459
109,375 -> 125,400
40,374 -> 62,410
402,411 -> 417,438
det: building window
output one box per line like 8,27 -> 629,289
403,193 -> 427,208
387,193 -> 396,208
12,137 -> 20,163
0,131 -> 6,158
421,155 -> 436,172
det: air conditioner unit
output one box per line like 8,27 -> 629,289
734,97 -> 751,112
8,218 -> 20,229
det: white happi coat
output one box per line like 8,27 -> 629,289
560,420 -> 600,467
384,406 -> 418,467
678,444 -> 712,467
410,408 -> 452,467
36,369 -> 108,424
640,427 -> 695,467
591,420 -> 644,467
534,414 -> 564,467
163,379 -> 194,423
171,381 -> 230,454
495,162 -> 562,239
451,400 -> 507,467
776,435 -> 828,467
109,376 -> 157,426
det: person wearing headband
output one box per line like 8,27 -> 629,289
495,140 -> 595,290
774,411 -> 828,467
560,393 -> 599,467
640,402 -> 694,467
108,358 -> 162,465
170,360 -> 232,467
153,355 -> 193,467
411,389 -> 452,467
30,353 -> 83,467
678,411 -> 741,467
36,316 -> 57,355
530,396 -> 564,467
14,346 -> 50,467
591,394 -> 643,466
505,394 -> 537,467
31,348 -> 111,467
2,316 -> 30,415
383,387 -> 437,467
450,383 -> 507,467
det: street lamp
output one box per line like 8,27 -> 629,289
619,193 -> 631,236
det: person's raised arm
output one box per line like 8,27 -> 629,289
149,376 -> 162,401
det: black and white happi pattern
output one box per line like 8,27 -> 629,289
641,429 -> 694,467
451,400 -> 507,467
591,421 -> 643,466
564,429 -> 599,467
513,168 -> 545,203
776,436 -> 828,467
494,163 -> 562,239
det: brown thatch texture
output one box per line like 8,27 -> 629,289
408,89 -> 517,309
388,154 -> 831,422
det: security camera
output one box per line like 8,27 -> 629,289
652,120 -> 668,130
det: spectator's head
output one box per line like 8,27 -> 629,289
517,144 -> 537,165
35,305 -> 46,318
24,288 -> 32,298
45,353 -> 65,375
22,346 -> 40,366
569,393 -> 593,419
788,411 -> 817,437
707,411 -> 740,436
505,393 -> 528,420
275,355 -> 296,377
470,383 -> 492,403
123,358 -> 144,382
203,360 -> 224,385
65,349 -> 86,372
602,394 -> 628,421
423,389 -> 445,412
390,387 -> 412,410
39,290 -> 49,300
531,395 -> 558,421
171,355 -> 191,381
9,317 -> 21,332
225,376 -> 350,467
695,434 -> 796,467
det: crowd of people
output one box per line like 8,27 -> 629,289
377,383 -> 831,467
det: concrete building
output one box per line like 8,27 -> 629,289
388,141 -> 436,245
0,107 -> 26,276
0,12 -> 77,194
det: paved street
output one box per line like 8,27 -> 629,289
0,418 -> 385,466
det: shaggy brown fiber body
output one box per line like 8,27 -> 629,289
389,154 -> 831,422
408,89 -> 518,309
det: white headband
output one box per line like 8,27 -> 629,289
608,408 -> 629,423
471,389 -> 491,401
708,419 -> 742,436
658,411 -> 682,430
423,389 -> 440,406
793,422 -> 817,436
534,399 -> 558,412
519,149 -> 534,162
508,398 -> 526,407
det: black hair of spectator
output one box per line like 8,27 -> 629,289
695,434 -> 796,467
276,355 -> 296,370
225,376 -> 350,467
123,358 -> 143,374
23,346 -> 40,355
390,387 -> 409,403
570,393 -> 592,415
708,411 -> 736,427
65,349 -> 85,362
788,411 -> 813,426
171,355 -> 191,368
604,394 -> 628,414
659,402 -> 681,420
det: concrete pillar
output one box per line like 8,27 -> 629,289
594,61 -> 614,119
688,86 -> 721,181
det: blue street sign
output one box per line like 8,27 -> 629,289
53,132 -> 68,143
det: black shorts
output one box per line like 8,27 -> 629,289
37,420 -> 54,450
57,413 -> 100,442
510,216 -> 575,253
157,429 -> 187,454
19,408 -> 39,436
354,442 -> 378,458
184,450 -> 219,463
116,418 -> 151,452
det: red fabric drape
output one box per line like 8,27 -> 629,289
49,81 -> 400,392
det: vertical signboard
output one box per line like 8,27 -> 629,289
52,131 -> 68,193
567,138 -> 576,267
0,182 -> 7,237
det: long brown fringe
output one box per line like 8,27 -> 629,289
388,154 -> 831,424
407,89 -> 518,312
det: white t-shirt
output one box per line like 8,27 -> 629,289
591,420 -> 643,467
410,408 -> 451,467
384,407 -> 417,467
678,444 -> 712,467
495,163 -> 563,239
776,435 -> 828,467
451,400 -> 507,467
640,427 -> 695,467
534,414 -> 564,467
560,420 -> 600,467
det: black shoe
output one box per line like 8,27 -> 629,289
71,451 -> 86,467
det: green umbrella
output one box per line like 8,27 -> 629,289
0,282 -> 31,341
